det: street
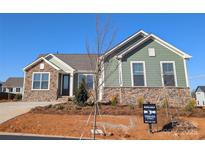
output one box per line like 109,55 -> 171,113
0,134 -> 81,140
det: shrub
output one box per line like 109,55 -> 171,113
136,96 -> 144,108
129,104 -> 135,110
185,99 -> 196,112
46,104 -> 53,109
75,78 -> 88,106
14,94 -> 22,100
110,95 -> 118,106
161,98 -> 169,108
8,93 -> 15,100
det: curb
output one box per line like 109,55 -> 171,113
0,132 -> 91,140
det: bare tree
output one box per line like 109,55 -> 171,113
85,15 -> 117,139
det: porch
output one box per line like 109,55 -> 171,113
57,73 -> 74,98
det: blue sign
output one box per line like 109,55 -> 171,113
143,104 -> 157,124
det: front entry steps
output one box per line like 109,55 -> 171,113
57,96 -> 74,103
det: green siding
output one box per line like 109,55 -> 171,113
47,56 -> 73,72
123,39 -> 187,87
104,34 -> 145,87
104,39 -> 187,87
104,58 -> 119,86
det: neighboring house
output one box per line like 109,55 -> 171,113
195,86 -> 205,106
23,30 -> 192,106
0,81 -> 4,92
2,77 -> 24,94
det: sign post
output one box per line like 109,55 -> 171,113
143,102 -> 157,134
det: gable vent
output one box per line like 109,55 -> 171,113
148,48 -> 155,57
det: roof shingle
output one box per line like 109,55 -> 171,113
3,77 -> 24,87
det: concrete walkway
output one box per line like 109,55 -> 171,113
0,101 -> 59,124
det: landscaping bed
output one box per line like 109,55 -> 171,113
30,101 -> 191,116
0,113 -> 203,140
0,92 -> 22,103
30,102 -> 143,115
1,102 -> 205,139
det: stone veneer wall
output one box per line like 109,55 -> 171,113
23,60 -> 59,102
103,87 -> 191,107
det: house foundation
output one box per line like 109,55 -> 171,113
103,87 -> 191,107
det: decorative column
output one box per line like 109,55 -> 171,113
69,72 -> 74,96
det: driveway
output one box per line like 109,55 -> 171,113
0,102 -> 59,124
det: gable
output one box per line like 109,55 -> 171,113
24,57 -> 60,72
104,30 -> 148,59
45,54 -> 75,73
117,34 -> 191,59
122,39 -> 184,60
196,86 -> 205,93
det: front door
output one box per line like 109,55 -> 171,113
62,74 -> 70,96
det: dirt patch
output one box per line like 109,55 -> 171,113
1,103 -> 205,139
0,112 -> 203,140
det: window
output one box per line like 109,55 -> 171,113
131,62 -> 146,86
148,48 -> 155,57
16,88 -> 20,92
9,88 -> 13,92
32,73 -> 49,90
161,62 -> 176,86
78,74 -> 94,89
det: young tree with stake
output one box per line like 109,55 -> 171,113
85,15 -> 117,139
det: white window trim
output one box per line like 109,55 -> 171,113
130,61 -> 147,87
160,61 -> 178,87
31,72 -> 50,90
78,73 -> 95,90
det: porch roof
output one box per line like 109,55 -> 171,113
39,54 -> 98,72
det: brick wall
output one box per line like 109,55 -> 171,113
23,60 -> 59,102
103,87 -> 191,107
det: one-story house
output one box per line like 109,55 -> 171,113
23,30 -> 192,106
195,86 -> 205,106
2,77 -> 24,94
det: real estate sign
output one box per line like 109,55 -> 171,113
143,103 -> 157,124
